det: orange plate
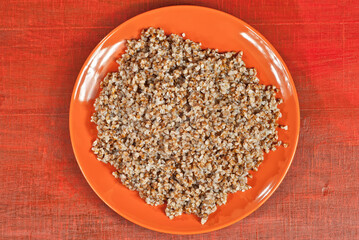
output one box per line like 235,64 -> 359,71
69,6 -> 300,234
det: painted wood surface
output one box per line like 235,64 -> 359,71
1,0 -> 358,239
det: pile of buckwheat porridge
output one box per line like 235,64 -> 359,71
91,28 -> 287,224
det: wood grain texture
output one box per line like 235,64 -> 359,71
0,0 -> 358,239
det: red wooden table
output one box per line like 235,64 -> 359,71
1,1 -> 358,239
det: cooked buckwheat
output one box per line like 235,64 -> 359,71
91,27 -> 286,224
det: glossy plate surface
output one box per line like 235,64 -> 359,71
69,6 -> 300,234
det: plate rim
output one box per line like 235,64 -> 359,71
69,5 -> 300,235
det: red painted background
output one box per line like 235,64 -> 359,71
1,0 -> 358,239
